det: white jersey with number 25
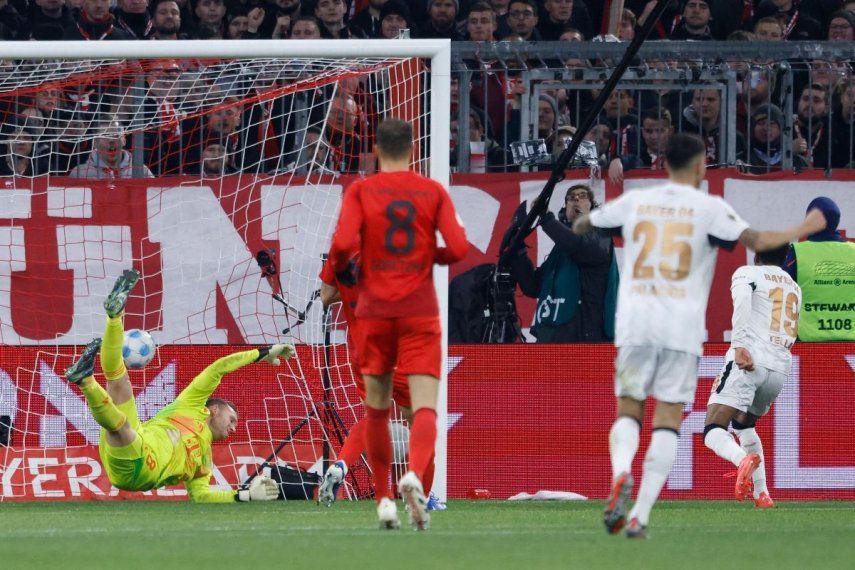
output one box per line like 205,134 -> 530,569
728,264 -> 801,375
589,183 -> 749,356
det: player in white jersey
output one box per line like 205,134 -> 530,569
703,245 -> 800,509
571,133 -> 828,539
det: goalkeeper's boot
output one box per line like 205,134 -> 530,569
65,338 -> 103,385
754,491 -> 775,509
624,517 -> 648,540
398,471 -> 429,531
318,460 -> 345,507
603,471 -> 633,535
376,497 -> 401,530
735,453 -> 761,500
426,491 -> 447,512
104,269 -> 140,318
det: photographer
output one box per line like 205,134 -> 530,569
510,184 -> 618,343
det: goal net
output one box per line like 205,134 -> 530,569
0,40 -> 450,501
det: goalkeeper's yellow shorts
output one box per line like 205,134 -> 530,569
98,398 -> 164,491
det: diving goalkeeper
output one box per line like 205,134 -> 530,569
64,269 -> 295,502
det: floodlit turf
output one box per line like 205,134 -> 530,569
1,500 -> 853,569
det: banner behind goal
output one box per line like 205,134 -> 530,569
0,40 -> 451,501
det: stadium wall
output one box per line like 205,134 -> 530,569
0,343 -> 853,501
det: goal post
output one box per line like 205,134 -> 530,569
0,39 -> 451,501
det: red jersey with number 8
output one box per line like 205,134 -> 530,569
330,170 -> 468,319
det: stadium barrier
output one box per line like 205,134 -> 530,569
1,343 -> 852,501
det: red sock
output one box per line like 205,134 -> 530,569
423,452 -> 436,495
365,405 -> 392,502
338,417 -> 367,469
408,408 -> 437,485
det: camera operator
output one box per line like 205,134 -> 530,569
510,184 -> 618,343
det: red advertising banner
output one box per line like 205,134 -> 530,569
447,343 -> 855,500
2,343 -> 853,500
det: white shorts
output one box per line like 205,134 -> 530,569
614,346 -> 700,404
707,361 -> 786,416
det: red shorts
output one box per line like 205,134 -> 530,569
348,327 -> 412,409
355,316 -> 441,380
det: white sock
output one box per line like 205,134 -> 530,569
609,416 -> 640,481
704,426 -> 747,467
628,429 -> 678,526
735,427 -> 767,498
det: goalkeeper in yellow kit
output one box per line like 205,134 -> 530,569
64,269 -> 295,502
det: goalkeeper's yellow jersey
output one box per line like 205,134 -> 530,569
101,349 -> 260,502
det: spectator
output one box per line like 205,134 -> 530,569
608,107 -> 673,183
199,143 -> 237,176
248,0 -> 302,38
150,0 -> 182,39
21,0 -> 76,40
142,59 -> 185,175
466,1 -> 497,41
378,0 -> 413,38
451,110 -> 510,173
619,8 -> 636,41
635,0 -> 682,39
586,123 -> 613,168
489,0 -> 512,37
421,0 -> 462,40
538,0 -> 577,41
114,0 -> 153,39
682,88 -> 733,166
68,122 -> 154,179
753,0 -> 821,40
538,93 -> 560,143
847,0 -> 855,13
744,103 -> 808,173
670,0 -> 713,40
315,0 -> 352,38
192,0 -> 226,38
289,15 -> 321,38
831,80 -> 855,168
280,126 -> 337,174
50,112 -> 91,174
67,0 -> 134,40
506,0 -> 540,40
784,197 -> 855,341
509,184 -> 617,343
326,91 -> 363,172
350,0 -> 387,38
827,9 -> 855,40
226,6 -> 249,38
0,129 -> 49,176
794,83 -> 831,169
753,15 -> 784,40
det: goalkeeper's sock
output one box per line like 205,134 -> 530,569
735,427 -> 768,498
408,408 -> 437,484
339,417 -> 367,469
703,425 -> 746,467
423,452 -> 436,495
628,428 -> 678,527
80,377 -> 127,432
365,405 -> 393,502
609,415 -> 640,480
101,316 -> 127,381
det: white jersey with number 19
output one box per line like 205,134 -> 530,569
728,265 -> 801,375
588,183 -> 749,356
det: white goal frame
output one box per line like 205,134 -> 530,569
2,39 -> 453,501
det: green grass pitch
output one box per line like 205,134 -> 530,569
1,500 -> 853,569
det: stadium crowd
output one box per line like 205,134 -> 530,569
0,1 -> 853,178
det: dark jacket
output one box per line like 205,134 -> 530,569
511,210 -> 616,342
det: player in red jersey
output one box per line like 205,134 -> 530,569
317,254 -> 442,509
329,119 -> 468,530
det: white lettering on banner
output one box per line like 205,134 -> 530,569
29,457 -> 63,498
775,357 -> 855,489
0,226 -> 26,344
448,185 -> 500,253
47,186 -> 92,218
149,185 -> 279,344
668,356 -> 725,490
260,184 -> 342,345
67,456 -> 103,496
1,457 -> 22,497
0,367 -> 16,426
40,359 -> 99,446
56,225 -> 133,343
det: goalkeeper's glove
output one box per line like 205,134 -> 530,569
237,475 -> 279,501
256,343 -> 296,365
335,259 -> 359,287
